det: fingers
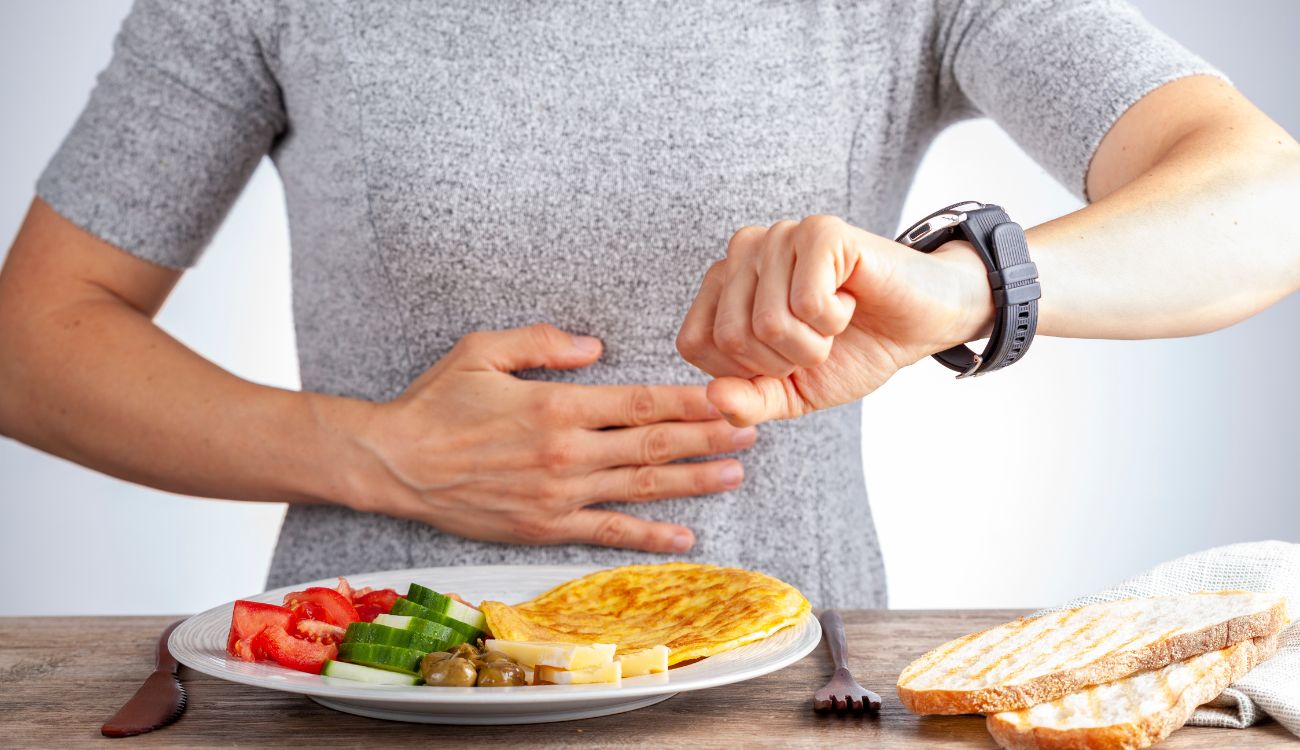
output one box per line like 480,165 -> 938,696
450,323 -> 603,372
706,375 -> 806,427
547,509 -> 697,554
585,459 -> 745,503
752,232 -> 834,369
713,228 -> 795,377
585,420 -> 758,467
677,261 -> 757,378
790,225 -> 857,336
564,383 -> 723,428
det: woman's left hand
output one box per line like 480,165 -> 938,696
676,215 -> 993,426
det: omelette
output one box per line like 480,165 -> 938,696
480,563 -> 811,666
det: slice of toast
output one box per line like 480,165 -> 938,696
897,591 -> 1287,715
986,633 -> 1279,749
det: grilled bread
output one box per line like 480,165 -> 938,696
986,633 -> 1279,749
897,591 -> 1287,715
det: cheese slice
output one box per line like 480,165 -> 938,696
484,640 -> 615,669
617,645 -> 669,677
535,660 -> 622,685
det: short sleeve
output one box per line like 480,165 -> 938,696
935,0 -> 1223,201
36,0 -> 285,269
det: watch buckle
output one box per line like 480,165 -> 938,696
955,354 -> 983,379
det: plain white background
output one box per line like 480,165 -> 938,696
1,1 -> 1296,615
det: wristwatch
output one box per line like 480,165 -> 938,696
895,201 -> 1041,378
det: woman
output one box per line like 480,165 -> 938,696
0,0 -> 1296,607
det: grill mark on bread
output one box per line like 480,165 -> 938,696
930,617 -> 1037,682
1036,615 -> 1111,677
986,635 -> 1278,747
979,612 -> 1091,683
1119,668 -> 1142,715
924,613 -> 1066,686
897,591 -> 1287,716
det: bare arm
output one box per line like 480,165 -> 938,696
0,200 -> 753,552
677,77 -> 1300,425
0,200 -> 374,503
1026,76 -> 1300,339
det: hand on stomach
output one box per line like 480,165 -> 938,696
346,323 -> 756,554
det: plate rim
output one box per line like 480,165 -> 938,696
170,564 -> 821,705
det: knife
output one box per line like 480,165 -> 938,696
101,618 -> 188,738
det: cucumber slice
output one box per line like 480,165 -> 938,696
321,659 -> 421,686
390,598 -> 480,642
337,642 -> 424,675
406,584 -> 488,633
373,614 -> 461,651
344,621 -> 455,654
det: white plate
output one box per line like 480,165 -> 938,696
171,565 -> 821,724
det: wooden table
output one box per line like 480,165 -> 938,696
2,611 -> 1293,748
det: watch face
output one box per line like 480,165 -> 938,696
897,213 -> 962,251
896,201 -> 984,251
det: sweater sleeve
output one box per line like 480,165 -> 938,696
934,0 -> 1223,201
36,0 -> 285,269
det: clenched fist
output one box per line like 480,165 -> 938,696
676,215 -> 993,426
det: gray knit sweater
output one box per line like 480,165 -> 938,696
37,0 -> 1214,607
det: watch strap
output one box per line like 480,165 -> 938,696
899,203 -> 1040,377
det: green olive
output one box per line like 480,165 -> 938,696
476,650 -> 516,665
421,655 -> 477,687
476,661 -> 527,687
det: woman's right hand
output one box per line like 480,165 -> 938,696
346,324 -> 756,554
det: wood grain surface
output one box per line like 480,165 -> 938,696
2,611 -> 1294,748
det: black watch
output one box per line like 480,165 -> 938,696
895,201 -> 1041,378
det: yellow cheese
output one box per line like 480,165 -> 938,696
484,640 -> 615,669
617,645 -> 669,677
535,660 -> 622,685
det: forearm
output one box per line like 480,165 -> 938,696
1028,129 -> 1300,339
0,288 -> 376,507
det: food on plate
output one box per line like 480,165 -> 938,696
321,658 -> 421,686
224,563 -> 808,687
225,577 -> 401,673
535,660 -> 622,685
391,598 -> 484,641
482,639 -> 616,669
481,562 -> 811,665
896,590 -> 1287,715
407,583 -> 488,633
418,642 -> 530,687
985,633 -> 1279,750
337,642 -> 426,675
616,645 -> 670,677
226,600 -> 293,660
253,622 -> 338,674
344,621 -> 457,654
371,614 -> 460,649
420,654 -> 480,687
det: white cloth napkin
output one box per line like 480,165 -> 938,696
1038,540 -> 1300,736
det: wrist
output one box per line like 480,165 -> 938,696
300,392 -> 401,513
932,239 -> 995,347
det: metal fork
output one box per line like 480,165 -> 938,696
813,610 -> 882,713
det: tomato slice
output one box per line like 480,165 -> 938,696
286,601 -> 328,630
252,624 -> 338,674
283,587 -> 360,627
354,603 -> 382,623
355,589 -> 400,614
295,618 -> 346,645
226,600 -> 293,659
